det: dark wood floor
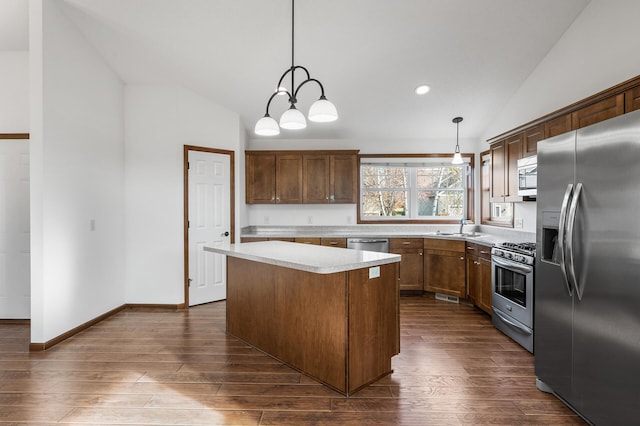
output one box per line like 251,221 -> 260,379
0,295 -> 584,425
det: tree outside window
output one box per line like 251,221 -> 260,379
360,160 -> 467,221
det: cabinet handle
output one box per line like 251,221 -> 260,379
460,256 -> 465,260
480,250 -> 489,254
329,242 -> 337,245
467,246 -> 474,250
402,241 -> 411,245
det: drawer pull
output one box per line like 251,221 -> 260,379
402,241 -> 411,245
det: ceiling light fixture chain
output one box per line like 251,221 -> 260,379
254,0 -> 338,136
452,116 -> 464,165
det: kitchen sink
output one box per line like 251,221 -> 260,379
430,232 -> 486,238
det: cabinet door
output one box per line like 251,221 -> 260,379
303,154 -> 330,204
545,114 -> 573,138
466,254 -> 481,302
490,141 -> 506,202
572,94 -> 624,129
505,133 -> 523,200
276,154 -> 303,203
246,154 -> 276,204
424,249 -> 466,298
524,124 -> 544,157
625,86 -> 640,113
331,154 -> 357,203
390,247 -> 423,291
478,257 -> 492,315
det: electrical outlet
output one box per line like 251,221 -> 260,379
264,215 -> 269,224
515,218 -> 524,228
346,216 -> 352,224
307,215 -> 313,224
369,266 -> 380,279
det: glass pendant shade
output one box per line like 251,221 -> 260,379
280,106 -> 307,129
452,148 -> 464,164
308,98 -> 338,122
254,115 -> 280,136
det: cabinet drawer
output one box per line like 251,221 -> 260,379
241,237 -> 269,243
476,245 -> 492,260
295,237 -> 321,245
390,238 -> 423,249
424,238 -> 465,252
321,238 -> 347,248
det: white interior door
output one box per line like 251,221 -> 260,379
188,150 -> 230,306
0,139 -> 30,319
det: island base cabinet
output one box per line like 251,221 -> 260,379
225,256 -> 399,395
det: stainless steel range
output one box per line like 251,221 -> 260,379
491,241 -> 535,353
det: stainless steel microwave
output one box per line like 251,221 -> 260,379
517,155 -> 537,197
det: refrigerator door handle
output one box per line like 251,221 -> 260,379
558,183 -> 574,296
566,182 -> 583,300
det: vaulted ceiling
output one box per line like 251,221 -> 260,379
3,0 -> 591,140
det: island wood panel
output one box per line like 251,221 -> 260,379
225,256 -> 399,395
347,263 -> 399,393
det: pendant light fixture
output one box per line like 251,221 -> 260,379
451,116 -> 464,165
254,0 -> 338,136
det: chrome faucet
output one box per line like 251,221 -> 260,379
459,219 -> 467,234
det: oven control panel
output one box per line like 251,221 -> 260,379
491,247 -> 535,265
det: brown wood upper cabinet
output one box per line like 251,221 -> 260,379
572,93 -> 624,130
490,133 -> 522,203
523,124 -> 544,156
246,152 -> 303,204
545,114 -> 573,138
626,86 -> 640,113
303,153 -> 357,204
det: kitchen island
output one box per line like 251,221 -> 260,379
205,241 -> 401,395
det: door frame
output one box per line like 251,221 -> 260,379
183,145 -> 235,308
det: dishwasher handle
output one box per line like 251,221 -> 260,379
348,238 -> 388,244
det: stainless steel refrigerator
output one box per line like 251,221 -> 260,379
535,108 -> 640,424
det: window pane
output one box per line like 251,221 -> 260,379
361,166 -> 408,189
362,190 -> 408,217
417,167 -> 462,189
418,190 -> 463,217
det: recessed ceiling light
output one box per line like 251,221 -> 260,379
415,85 -> 431,95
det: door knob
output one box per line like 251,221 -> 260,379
221,231 -> 229,237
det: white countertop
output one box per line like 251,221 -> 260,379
205,241 -> 401,274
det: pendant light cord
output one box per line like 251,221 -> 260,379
290,0 -> 295,101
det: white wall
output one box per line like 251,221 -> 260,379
30,0 -> 125,343
485,0 -> 640,234
246,136 -> 480,226
0,51 -> 29,132
124,85 -> 241,304
485,0 -> 640,139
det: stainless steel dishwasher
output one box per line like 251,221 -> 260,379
346,238 -> 389,253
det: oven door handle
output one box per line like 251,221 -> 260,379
493,308 -> 533,336
492,256 -> 533,275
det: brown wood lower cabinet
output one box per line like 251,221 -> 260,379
466,243 -> 492,314
423,238 -> 466,298
295,237 -> 321,245
321,237 -> 347,248
390,238 -> 423,291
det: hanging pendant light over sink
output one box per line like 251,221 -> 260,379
452,116 -> 464,165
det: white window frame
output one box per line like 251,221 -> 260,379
359,157 -> 470,222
